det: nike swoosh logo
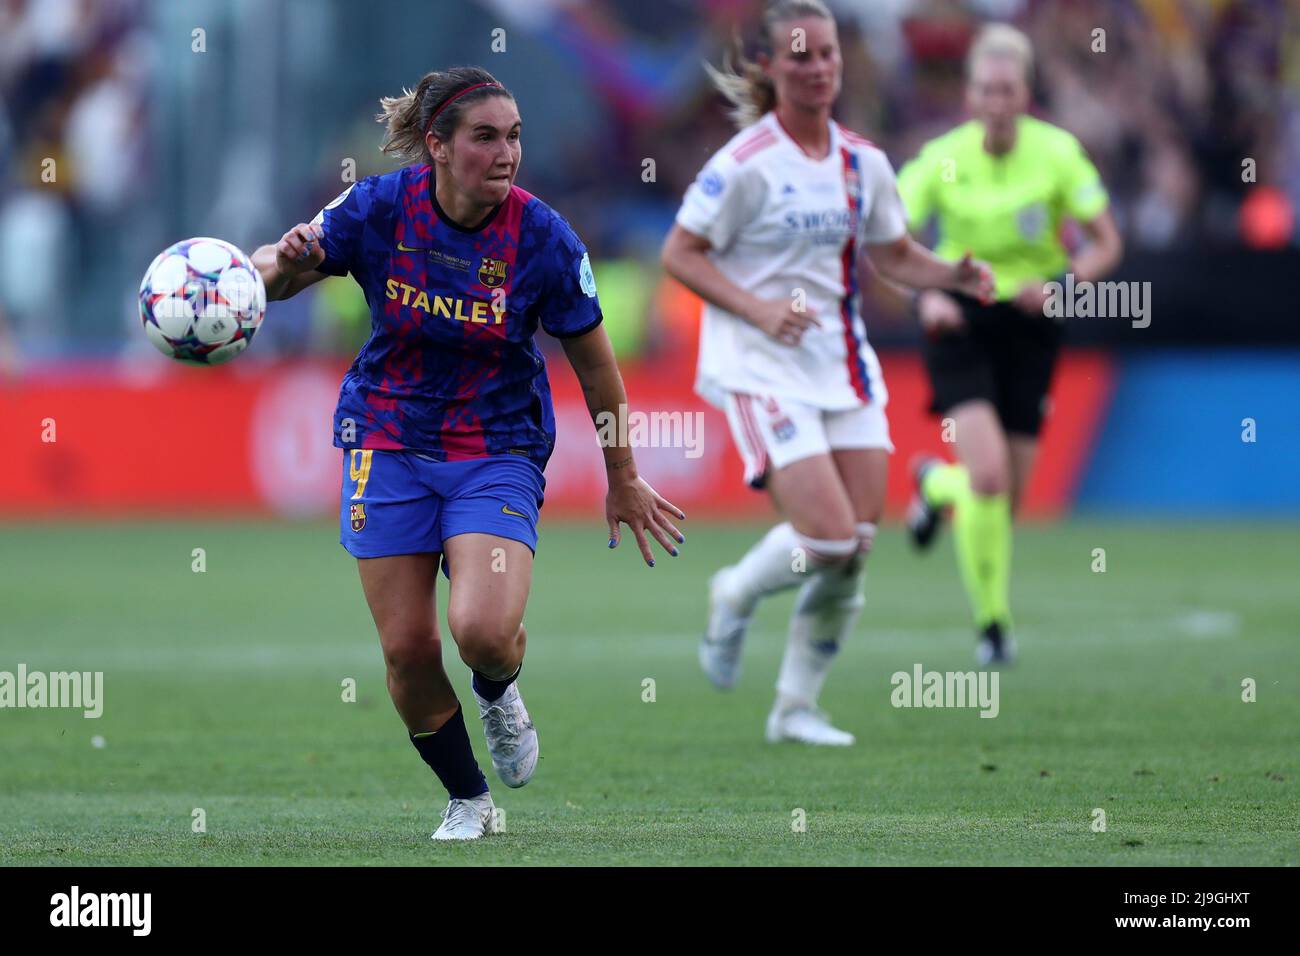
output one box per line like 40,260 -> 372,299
501,504 -> 527,518
396,241 -> 425,253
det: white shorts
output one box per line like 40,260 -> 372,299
723,392 -> 893,489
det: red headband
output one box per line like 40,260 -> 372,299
423,82 -> 502,138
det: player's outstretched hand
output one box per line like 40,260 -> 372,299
953,251 -> 995,305
275,223 -> 326,275
606,476 -> 686,567
746,297 -> 821,347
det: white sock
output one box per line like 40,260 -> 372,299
775,560 -> 867,711
722,524 -> 859,617
720,523 -> 801,616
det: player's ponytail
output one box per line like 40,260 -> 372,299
705,0 -> 833,130
705,40 -> 774,131
377,67 -> 513,164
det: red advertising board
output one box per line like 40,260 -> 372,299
5,351 -> 1111,520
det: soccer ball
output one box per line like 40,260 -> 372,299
138,237 -> 266,365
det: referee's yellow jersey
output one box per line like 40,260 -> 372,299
897,115 -> 1109,301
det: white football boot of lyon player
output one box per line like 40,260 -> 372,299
765,703 -> 855,746
699,567 -> 751,689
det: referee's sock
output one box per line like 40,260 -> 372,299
923,464 -> 1012,630
959,491 -> 1012,630
410,704 -> 489,800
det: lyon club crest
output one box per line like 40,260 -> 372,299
843,166 -> 861,196
771,416 -> 797,443
349,502 -> 366,532
477,257 -> 508,288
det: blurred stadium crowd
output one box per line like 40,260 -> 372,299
1,0 -> 1297,361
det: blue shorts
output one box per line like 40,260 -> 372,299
339,450 -> 545,560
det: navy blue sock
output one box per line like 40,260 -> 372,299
410,705 -> 488,799
472,664 -> 521,703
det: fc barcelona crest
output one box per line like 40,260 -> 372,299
477,256 -> 508,288
349,502 -> 367,532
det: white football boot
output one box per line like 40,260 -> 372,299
765,704 -> 855,746
431,792 -> 500,841
699,567 -> 751,690
473,682 -> 539,788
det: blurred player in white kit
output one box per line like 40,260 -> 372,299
661,0 -> 993,744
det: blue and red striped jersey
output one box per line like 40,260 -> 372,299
314,164 -> 602,466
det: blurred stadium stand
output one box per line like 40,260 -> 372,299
3,0 -> 1297,516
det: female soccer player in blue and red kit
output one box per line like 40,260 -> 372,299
252,67 -> 685,840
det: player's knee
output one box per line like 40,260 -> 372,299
795,531 -> 858,570
856,521 -> 877,557
968,464 -> 1010,497
381,630 -> 441,682
448,612 -> 521,674
459,637 -> 519,678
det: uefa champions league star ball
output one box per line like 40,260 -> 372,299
138,237 -> 267,365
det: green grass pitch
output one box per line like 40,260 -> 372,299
0,518 -> 1296,866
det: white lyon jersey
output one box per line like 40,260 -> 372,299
676,111 -> 908,411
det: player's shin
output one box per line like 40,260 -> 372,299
410,705 -> 490,800
775,527 -> 873,710
719,522 -> 804,614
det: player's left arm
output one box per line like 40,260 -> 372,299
559,326 -> 686,567
867,236 -> 994,304
541,211 -> 685,564
859,150 -> 994,303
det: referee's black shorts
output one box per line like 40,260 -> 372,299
920,292 -> 1064,438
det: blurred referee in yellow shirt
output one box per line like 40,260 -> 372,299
896,24 -> 1123,665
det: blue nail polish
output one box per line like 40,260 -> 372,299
671,548 -> 679,557
648,559 -> 655,567
607,538 -> 616,548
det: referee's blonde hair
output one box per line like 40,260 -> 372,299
706,0 -> 835,130
967,23 -> 1034,84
